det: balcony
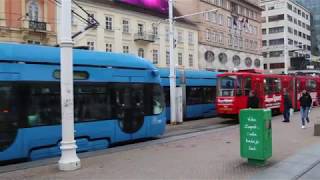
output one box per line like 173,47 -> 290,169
134,32 -> 156,43
28,21 -> 47,31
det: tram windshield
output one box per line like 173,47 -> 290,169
218,76 -> 242,97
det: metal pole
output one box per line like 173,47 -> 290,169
169,0 -> 177,124
59,0 -> 81,171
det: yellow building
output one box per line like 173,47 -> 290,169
57,0 -> 199,69
0,0 -> 57,45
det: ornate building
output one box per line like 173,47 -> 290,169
175,0 -> 263,71
0,0 -> 57,45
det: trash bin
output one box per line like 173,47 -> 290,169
240,109 -> 272,165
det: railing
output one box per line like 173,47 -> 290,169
29,21 -> 47,31
134,32 -> 156,42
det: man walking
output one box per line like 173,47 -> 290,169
283,89 -> 292,123
299,90 -> 312,129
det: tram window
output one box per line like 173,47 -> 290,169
219,76 -> 242,96
187,87 -> 203,105
26,85 -> 61,127
306,80 -> 316,91
0,86 -> 19,151
152,85 -> 165,115
274,79 -> 281,93
74,85 -> 112,122
203,87 -> 216,104
244,78 -> 251,96
163,87 -> 170,106
264,78 -> 281,95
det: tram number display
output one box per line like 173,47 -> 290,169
264,95 -> 282,109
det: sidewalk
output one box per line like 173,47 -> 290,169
1,109 -> 319,179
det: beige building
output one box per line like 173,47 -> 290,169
175,0 -> 263,71
57,0 -> 199,70
0,0 -> 57,45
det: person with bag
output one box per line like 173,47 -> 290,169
299,90 -> 312,129
282,89 -> 292,123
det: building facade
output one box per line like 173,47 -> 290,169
295,0 -> 320,56
261,0 -> 311,74
175,0 -> 263,71
57,0 -> 199,70
0,0 -> 57,45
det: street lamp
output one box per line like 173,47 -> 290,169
58,0 -> 81,171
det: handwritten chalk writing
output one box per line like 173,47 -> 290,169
248,132 -> 257,137
248,117 -> 256,122
244,124 -> 257,130
249,146 -> 256,151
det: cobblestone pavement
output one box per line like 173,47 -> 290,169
1,110 -> 320,180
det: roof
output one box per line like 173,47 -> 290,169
81,0 -> 197,26
0,43 -> 156,70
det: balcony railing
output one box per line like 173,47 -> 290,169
134,32 -> 156,42
29,21 -> 47,31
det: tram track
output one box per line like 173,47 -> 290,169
0,119 -> 237,174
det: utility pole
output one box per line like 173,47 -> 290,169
168,0 -> 177,124
59,0 -> 81,171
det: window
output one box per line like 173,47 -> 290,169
232,55 -> 240,66
106,43 -> 112,52
152,50 -> 158,64
269,26 -> 284,34
138,23 -> 144,34
288,39 -> 293,45
87,41 -> 94,50
188,54 -> 193,67
186,87 -> 216,105
244,78 -> 251,96
262,40 -> 267,46
166,51 -> 170,65
287,3 -> 292,10
105,16 -> 113,30
218,76 -> 242,97
264,78 -> 281,95
269,38 -> 284,46
178,53 -> 183,65
123,46 -> 129,53
288,27 -> 293,33
122,19 -> 129,33
138,48 -> 144,58
287,15 -> 293,22
28,0 -> 39,21
152,25 -> 158,37
268,14 -> 284,22
245,57 -> 252,67
165,27 -> 169,41
262,29 -> 267,34
177,31 -> 183,43
269,51 -> 283,57
270,63 -> 284,69
188,32 -> 194,44
307,80 -> 317,91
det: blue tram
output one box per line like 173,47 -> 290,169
0,43 -> 166,163
159,68 -> 218,120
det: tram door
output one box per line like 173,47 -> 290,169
0,86 -> 18,152
113,84 -> 145,142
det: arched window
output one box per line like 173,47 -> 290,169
28,0 -> 39,21
138,48 -> 144,58
218,53 -> 228,64
254,59 -> 261,68
232,55 -> 241,66
245,57 -> 252,67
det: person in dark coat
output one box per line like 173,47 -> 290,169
299,90 -> 312,129
282,89 -> 292,123
247,90 -> 259,108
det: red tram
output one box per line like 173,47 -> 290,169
216,70 -> 320,115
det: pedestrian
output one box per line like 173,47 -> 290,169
282,89 -> 292,123
299,90 -> 312,129
247,90 -> 259,108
